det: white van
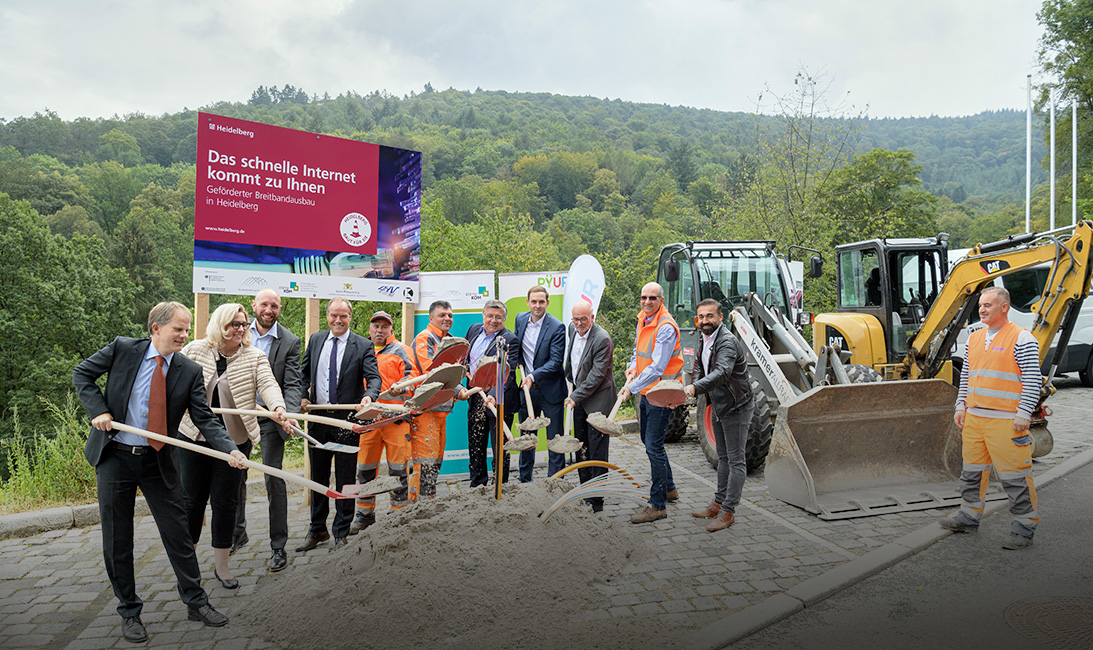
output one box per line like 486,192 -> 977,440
950,249 -> 1093,385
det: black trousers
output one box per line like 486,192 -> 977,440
573,403 -> 610,507
307,423 -> 357,539
236,420 -> 289,551
466,393 -> 514,487
96,445 -> 208,619
180,439 -> 251,549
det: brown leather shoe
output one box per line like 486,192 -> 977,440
294,531 -> 330,552
706,510 -> 735,532
630,506 -> 667,524
692,502 -> 721,518
666,489 -> 679,502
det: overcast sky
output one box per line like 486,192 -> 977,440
0,0 -> 1048,122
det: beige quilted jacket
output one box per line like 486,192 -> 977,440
179,340 -> 285,444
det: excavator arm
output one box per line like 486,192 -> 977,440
907,221 -> 1093,379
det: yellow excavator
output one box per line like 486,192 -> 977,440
766,221 -> 1093,519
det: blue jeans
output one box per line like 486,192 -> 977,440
639,395 -> 676,509
712,402 -> 753,512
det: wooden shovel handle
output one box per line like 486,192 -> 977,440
213,407 -> 357,431
485,402 -> 514,441
109,421 -> 353,499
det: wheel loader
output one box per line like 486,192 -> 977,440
766,222 -> 1093,519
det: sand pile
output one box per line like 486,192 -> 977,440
239,481 -> 689,650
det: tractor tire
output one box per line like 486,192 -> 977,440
633,399 -> 691,443
698,378 -> 773,473
845,364 -> 883,383
1080,353 -> 1093,388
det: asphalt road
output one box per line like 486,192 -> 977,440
730,459 -> 1093,650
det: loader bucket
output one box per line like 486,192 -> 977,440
765,379 -> 982,520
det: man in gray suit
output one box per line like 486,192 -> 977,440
233,288 -> 303,572
564,300 -> 617,512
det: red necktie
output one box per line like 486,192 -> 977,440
147,356 -> 167,451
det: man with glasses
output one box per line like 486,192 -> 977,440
618,283 -> 683,523
564,300 -> 616,512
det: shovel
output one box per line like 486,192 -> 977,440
380,363 -> 466,399
547,401 -> 582,454
428,337 -> 471,370
519,378 -> 551,431
469,354 -> 498,391
288,423 -> 359,454
587,393 -> 628,436
644,379 -> 687,408
487,401 -> 537,452
340,473 -> 409,499
109,421 -> 363,499
212,407 -> 361,453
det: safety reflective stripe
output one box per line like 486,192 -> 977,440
1014,512 -> 1039,524
414,456 -> 443,465
967,369 -> 1023,382
959,504 -> 984,518
962,462 -> 993,472
356,461 -> 382,471
968,386 -> 1023,400
998,469 -> 1033,480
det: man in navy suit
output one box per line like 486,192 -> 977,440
513,285 -> 567,481
73,301 -> 248,643
296,298 -> 381,551
462,300 -> 521,486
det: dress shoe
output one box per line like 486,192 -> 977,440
707,510 -> 736,532
349,514 -> 375,535
269,549 -> 288,572
213,566 -> 238,590
666,489 -> 679,502
122,616 -> 147,642
692,502 -> 721,519
1002,533 -> 1033,550
329,537 -> 348,552
630,506 -> 667,524
939,515 -> 978,534
187,603 -> 228,627
294,531 -> 330,552
229,531 -> 249,556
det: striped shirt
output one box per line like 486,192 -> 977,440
956,324 -> 1041,419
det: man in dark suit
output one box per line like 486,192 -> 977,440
564,300 -> 617,512
684,299 -> 754,532
514,285 -> 567,481
461,299 -> 520,487
232,288 -> 303,571
73,301 -> 248,643
297,297 -> 381,551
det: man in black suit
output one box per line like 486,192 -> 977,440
514,285 -> 567,481
564,300 -> 617,512
684,299 -> 754,532
297,297 -> 381,551
232,288 -> 303,571
461,299 -> 520,487
73,301 -> 248,643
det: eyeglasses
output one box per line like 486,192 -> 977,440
228,322 -> 249,330
572,316 -> 590,323
639,296 -> 661,301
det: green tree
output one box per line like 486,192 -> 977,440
0,193 -> 137,426
77,161 -> 143,234
513,152 -> 597,213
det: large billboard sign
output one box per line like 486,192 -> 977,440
194,112 -> 421,302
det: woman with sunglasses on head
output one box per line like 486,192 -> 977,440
179,303 -> 295,588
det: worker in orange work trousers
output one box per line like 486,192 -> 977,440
350,311 -> 415,533
941,286 -> 1042,550
409,300 -> 455,500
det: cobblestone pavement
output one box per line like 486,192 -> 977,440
2,379 -> 1090,649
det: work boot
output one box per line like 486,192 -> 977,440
666,489 -> 679,502
349,514 -> 375,535
938,515 -> 978,534
1001,533 -> 1033,550
294,531 -> 330,552
707,510 -> 735,532
630,506 -> 667,524
692,502 -> 721,518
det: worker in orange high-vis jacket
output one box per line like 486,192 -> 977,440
942,286 -> 1042,550
350,311 -> 416,534
618,282 -> 684,524
408,300 -> 455,500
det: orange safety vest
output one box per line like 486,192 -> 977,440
966,321 -> 1024,412
412,322 -> 447,374
635,304 -> 684,395
375,335 -> 417,405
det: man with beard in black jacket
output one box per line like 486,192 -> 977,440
684,299 -> 753,532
